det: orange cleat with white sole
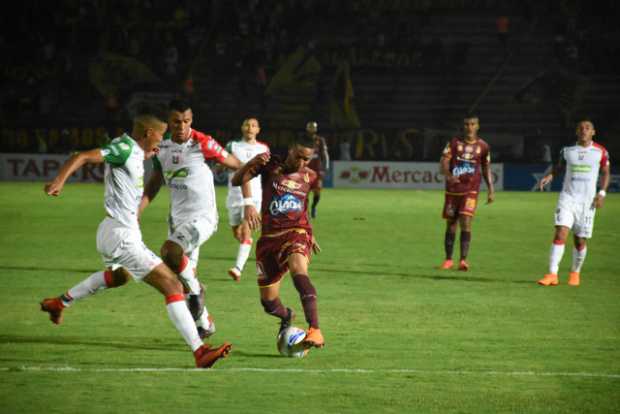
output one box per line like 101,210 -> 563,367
228,267 -> 241,282
458,259 -> 469,271
537,273 -> 559,286
194,343 -> 232,368
40,297 -> 65,325
303,327 -> 324,348
568,271 -> 580,286
439,259 -> 454,270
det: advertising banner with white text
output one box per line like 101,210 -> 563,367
333,161 -> 503,190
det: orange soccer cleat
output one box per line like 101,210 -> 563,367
40,297 -> 65,325
537,273 -> 559,286
439,259 -> 454,270
303,327 -> 325,348
458,260 -> 469,271
194,343 -> 232,368
568,271 -> 580,286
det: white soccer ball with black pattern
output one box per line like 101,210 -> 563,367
277,326 -> 309,358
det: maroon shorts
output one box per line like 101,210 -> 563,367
256,229 -> 313,287
442,193 -> 478,219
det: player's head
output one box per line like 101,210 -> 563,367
463,114 -> 480,139
575,117 -> 595,144
133,106 -> 167,160
306,121 -> 318,136
241,117 -> 260,141
168,99 -> 193,142
286,135 -> 315,171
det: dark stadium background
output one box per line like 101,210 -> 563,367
1,0 -> 618,166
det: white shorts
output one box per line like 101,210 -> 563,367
96,217 -> 162,281
554,200 -> 597,238
168,215 -> 217,255
227,199 -> 261,226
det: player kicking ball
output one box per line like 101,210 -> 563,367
232,136 -> 325,350
537,118 -> 610,286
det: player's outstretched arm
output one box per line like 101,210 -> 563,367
44,148 -> 104,196
220,154 -> 243,170
139,169 -> 164,217
231,153 -> 270,186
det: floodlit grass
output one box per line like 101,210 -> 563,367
0,182 -> 618,413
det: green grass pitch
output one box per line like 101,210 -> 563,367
0,182 -> 618,413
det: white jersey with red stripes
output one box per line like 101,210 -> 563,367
558,142 -> 609,204
153,129 -> 229,226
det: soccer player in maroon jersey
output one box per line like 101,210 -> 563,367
439,115 -> 495,271
305,121 -> 330,219
231,136 -> 325,349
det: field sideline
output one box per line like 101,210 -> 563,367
0,182 -> 618,413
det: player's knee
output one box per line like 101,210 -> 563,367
109,268 -> 130,288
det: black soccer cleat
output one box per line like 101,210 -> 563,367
279,307 -> 295,335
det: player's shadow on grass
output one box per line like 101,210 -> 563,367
315,266 -> 531,284
0,334 -> 183,353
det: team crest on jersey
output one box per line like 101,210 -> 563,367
475,146 -> 481,154
282,179 -> 302,190
172,155 -> 180,164
457,144 -> 463,152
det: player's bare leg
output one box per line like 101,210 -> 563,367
229,221 -> 253,282
569,235 -> 587,286
458,215 -> 472,271
538,226 -> 569,286
440,219 -> 458,269
259,280 -> 294,334
144,263 -> 231,368
40,267 -> 130,324
288,253 -> 323,348
161,240 -> 214,338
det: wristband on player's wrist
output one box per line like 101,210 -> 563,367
598,190 -> 606,198
243,198 -> 254,206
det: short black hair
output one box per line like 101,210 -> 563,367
291,135 -> 315,149
464,113 -> 479,120
575,116 -> 594,125
169,99 -> 192,113
134,103 -> 167,123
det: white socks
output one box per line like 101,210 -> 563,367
235,239 -> 253,272
571,246 -> 587,273
549,242 -> 565,275
64,271 -> 110,305
177,255 -> 201,295
166,295 -> 203,352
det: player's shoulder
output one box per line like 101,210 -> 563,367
592,141 -> 608,154
476,137 -> 490,147
255,140 -> 270,151
191,129 -> 213,143
302,166 -> 319,180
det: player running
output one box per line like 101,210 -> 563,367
537,118 -> 610,286
40,108 -> 231,368
139,100 -> 245,337
232,135 -> 325,349
439,115 -> 495,271
225,118 -> 270,282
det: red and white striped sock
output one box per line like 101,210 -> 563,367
64,270 -> 113,305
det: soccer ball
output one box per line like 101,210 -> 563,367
277,326 -> 309,358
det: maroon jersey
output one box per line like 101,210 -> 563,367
442,137 -> 491,194
257,156 -> 319,234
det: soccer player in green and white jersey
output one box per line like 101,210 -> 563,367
225,117 -> 270,281
40,109 -> 231,368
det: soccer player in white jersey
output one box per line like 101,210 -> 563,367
40,109 -> 232,368
225,118 -> 270,281
537,118 -> 610,286
139,100 -> 246,336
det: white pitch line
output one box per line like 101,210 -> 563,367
1,366 -> 619,378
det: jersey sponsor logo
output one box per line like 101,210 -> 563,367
282,179 -> 302,190
269,193 -> 303,215
164,168 -> 189,181
571,164 -> 592,173
452,161 -> 475,177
